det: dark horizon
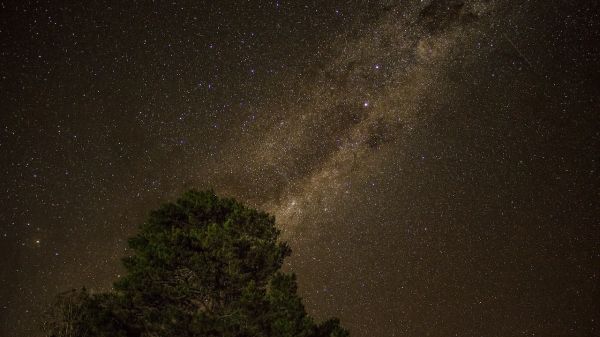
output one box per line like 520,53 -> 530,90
1,1 -> 599,336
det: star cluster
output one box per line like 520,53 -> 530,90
1,1 -> 599,336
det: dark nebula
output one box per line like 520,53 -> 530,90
1,1 -> 598,336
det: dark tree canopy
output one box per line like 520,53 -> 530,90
43,190 -> 348,337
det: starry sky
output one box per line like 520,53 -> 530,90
1,1 -> 599,336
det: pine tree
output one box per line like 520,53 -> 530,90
43,190 -> 348,337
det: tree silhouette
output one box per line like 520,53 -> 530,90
43,190 -> 348,337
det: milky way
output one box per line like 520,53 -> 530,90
1,1 -> 599,336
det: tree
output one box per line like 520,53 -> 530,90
43,190 -> 348,337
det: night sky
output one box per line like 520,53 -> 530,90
1,1 -> 599,336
